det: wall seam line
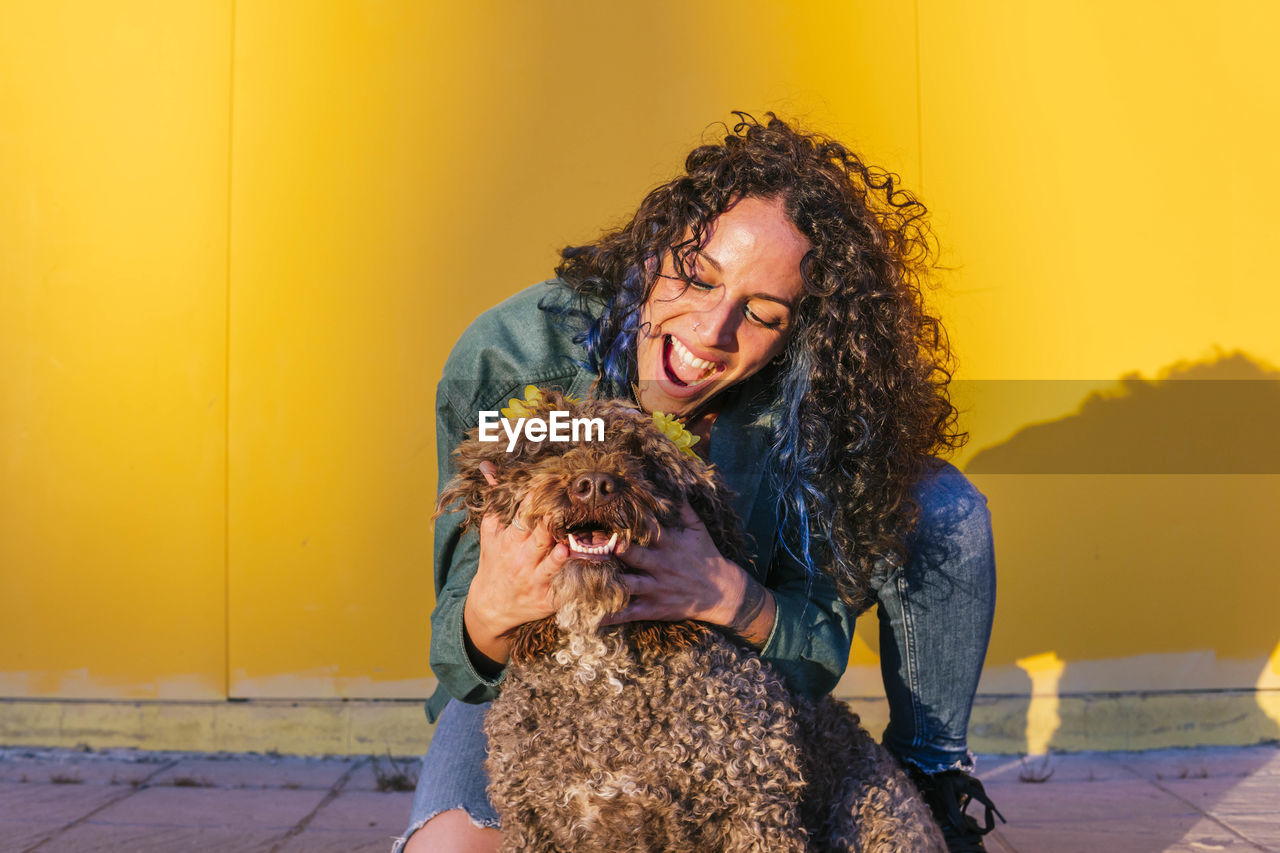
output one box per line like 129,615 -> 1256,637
914,0 -> 924,191
224,0 -> 237,702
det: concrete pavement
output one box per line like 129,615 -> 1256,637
1,743 -> 1277,851
0,748 -> 416,851
978,746 -> 1280,852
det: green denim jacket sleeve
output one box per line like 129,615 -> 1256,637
425,281 -> 856,722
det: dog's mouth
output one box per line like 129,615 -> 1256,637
561,524 -> 623,561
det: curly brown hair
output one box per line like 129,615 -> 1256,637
551,112 -> 965,609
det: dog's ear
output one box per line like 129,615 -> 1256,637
435,385 -> 572,528
434,436 -> 508,529
434,424 -> 538,529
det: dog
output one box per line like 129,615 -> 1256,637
436,388 -> 946,852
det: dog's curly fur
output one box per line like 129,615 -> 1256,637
437,390 -> 946,852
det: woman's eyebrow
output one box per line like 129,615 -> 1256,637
697,250 -> 795,313
694,249 -> 722,273
753,294 -> 795,312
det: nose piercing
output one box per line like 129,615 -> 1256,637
693,322 -> 702,332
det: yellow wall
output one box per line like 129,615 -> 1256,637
1,1 -> 231,699
3,1 -> 1277,749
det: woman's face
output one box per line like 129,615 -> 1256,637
636,195 -> 808,418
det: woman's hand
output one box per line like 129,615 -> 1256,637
462,463 -> 569,675
607,501 -> 777,647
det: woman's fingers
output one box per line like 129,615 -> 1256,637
612,498 -> 745,626
484,508 -> 567,585
600,604 -> 641,626
471,508 -> 569,643
618,569 -> 656,597
600,572 -> 677,625
617,540 -> 660,573
531,518 -> 568,576
604,566 -> 679,624
528,513 -> 553,550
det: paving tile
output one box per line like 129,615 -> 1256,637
995,816 -> 1250,853
3,745 -> 1279,851
0,781 -> 128,824
275,828 -> 402,852
982,829 -> 1018,853
0,781 -> 135,852
89,786 -> 325,829
1160,834 -> 1262,853
976,752 -> 1132,784
44,823 -> 282,851
978,778 -> 1200,824
0,752 -> 162,787
147,755 -> 352,791
1110,745 -> 1280,780
1161,773 -> 1280,816
307,789 -> 414,833
1213,812 -> 1280,848
0,821 -> 63,850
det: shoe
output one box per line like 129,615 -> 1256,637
907,766 -> 1006,853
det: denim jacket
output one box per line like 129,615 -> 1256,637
426,281 -> 856,722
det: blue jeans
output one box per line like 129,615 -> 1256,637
397,460 -> 995,844
877,460 -> 996,774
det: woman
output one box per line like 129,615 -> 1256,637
400,114 -> 1001,853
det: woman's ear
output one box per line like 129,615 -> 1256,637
479,461 -> 500,486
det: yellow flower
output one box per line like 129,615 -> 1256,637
652,411 -> 700,458
501,385 -> 544,419
500,385 -> 582,419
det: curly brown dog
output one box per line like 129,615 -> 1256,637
437,389 -> 946,852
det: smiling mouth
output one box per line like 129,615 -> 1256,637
663,335 -> 723,388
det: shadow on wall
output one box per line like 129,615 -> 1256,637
961,350 -> 1280,748
966,350 -> 1280,475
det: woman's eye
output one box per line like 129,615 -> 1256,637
688,279 -> 716,292
745,305 -> 785,329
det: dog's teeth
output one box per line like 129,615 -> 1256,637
567,531 -> 620,556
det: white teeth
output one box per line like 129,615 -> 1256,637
670,336 -> 718,374
567,531 -> 620,556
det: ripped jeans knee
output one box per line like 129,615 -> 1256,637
395,700 -> 501,850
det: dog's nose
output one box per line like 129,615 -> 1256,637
570,472 -> 618,505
